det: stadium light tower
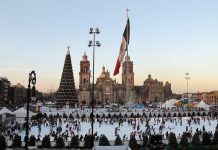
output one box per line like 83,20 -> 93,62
88,27 -> 101,147
185,73 -> 190,98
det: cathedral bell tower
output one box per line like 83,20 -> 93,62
122,55 -> 134,86
122,55 -> 135,102
79,53 -> 91,105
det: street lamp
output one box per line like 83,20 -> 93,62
185,73 -> 190,98
88,27 -> 101,147
25,71 -> 36,150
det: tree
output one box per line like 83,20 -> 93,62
56,136 -> 65,149
99,135 -> 110,146
70,135 -> 79,148
213,130 -> 218,144
192,132 -> 201,148
202,132 -> 211,145
114,135 -> 123,146
12,134 -> 21,148
41,135 -> 51,148
29,135 -> 36,146
0,135 -> 7,150
168,132 -> 178,150
142,134 -> 149,147
129,135 -> 138,150
84,135 -> 93,148
179,133 -> 189,149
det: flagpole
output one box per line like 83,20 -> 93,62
126,9 -> 129,104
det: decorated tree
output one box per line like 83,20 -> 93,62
213,130 -> 218,144
202,132 -> 211,145
56,136 -> 65,149
114,135 -> 123,146
192,132 -> 200,149
70,135 -> 79,148
142,134 -> 149,147
84,135 -> 93,148
129,135 -> 138,150
0,135 -> 7,150
41,135 -> 51,148
99,135 -> 110,146
29,135 -> 36,146
168,132 -> 178,150
12,134 -> 21,148
179,133 -> 189,149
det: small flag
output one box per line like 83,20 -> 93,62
113,18 -> 130,76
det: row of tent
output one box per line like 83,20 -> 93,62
162,99 -> 210,109
0,107 -> 36,118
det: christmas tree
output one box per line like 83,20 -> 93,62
114,135 -> 123,146
56,136 -> 65,148
168,132 -> 178,149
179,132 -> 189,148
0,135 -> 7,150
99,135 -> 110,146
70,135 -> 79,148
55,47 -> 78,107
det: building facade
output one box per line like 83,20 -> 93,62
140,74 -> 173,104
78,53 -> 136,105
0,77 -> 10,106
10,83 -> 27,107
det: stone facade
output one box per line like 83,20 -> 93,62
78,53 -> 173,105
140,74 -> 173,104
78,53 -> 135,105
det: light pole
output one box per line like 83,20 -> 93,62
185,73 -> 190,98
88,27 -> 101,147
25,71 -> 36,150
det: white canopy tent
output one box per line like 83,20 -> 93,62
93,146 -> 131,150
13,107 -> 36,118
0,107 -> 14,115
162,99 -> 179,108
195,101 -> 210,109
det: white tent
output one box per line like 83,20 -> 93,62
162,99 -> 179,108
195,101 -> 210,109
0,107 -> 14,115
13,107 -> 36,118
93,146 -> 131,150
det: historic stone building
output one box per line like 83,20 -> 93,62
78,53 -> 91,105
140,74 -> 173,104
78,53 -> 135,105
78,53 -> 173,105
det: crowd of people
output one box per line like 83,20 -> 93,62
1,107 -> 218,143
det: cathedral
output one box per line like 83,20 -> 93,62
78,53 -> 174,105
78,53 -> 135,105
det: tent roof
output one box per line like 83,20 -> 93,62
93,146 -> 131,150
0,107 -> 13,115
195,101 -> 210,108
162,99 -> 179,108
13,107 -> 35,117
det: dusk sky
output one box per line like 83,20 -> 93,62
0,0 -> 218,94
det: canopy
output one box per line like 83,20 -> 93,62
134,103 -> 145,109
162,99 -> 179,108
93,146 -> 131,150
0,107 -> 14,115
13,107 -> 36,118
195,101 -> 210,108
